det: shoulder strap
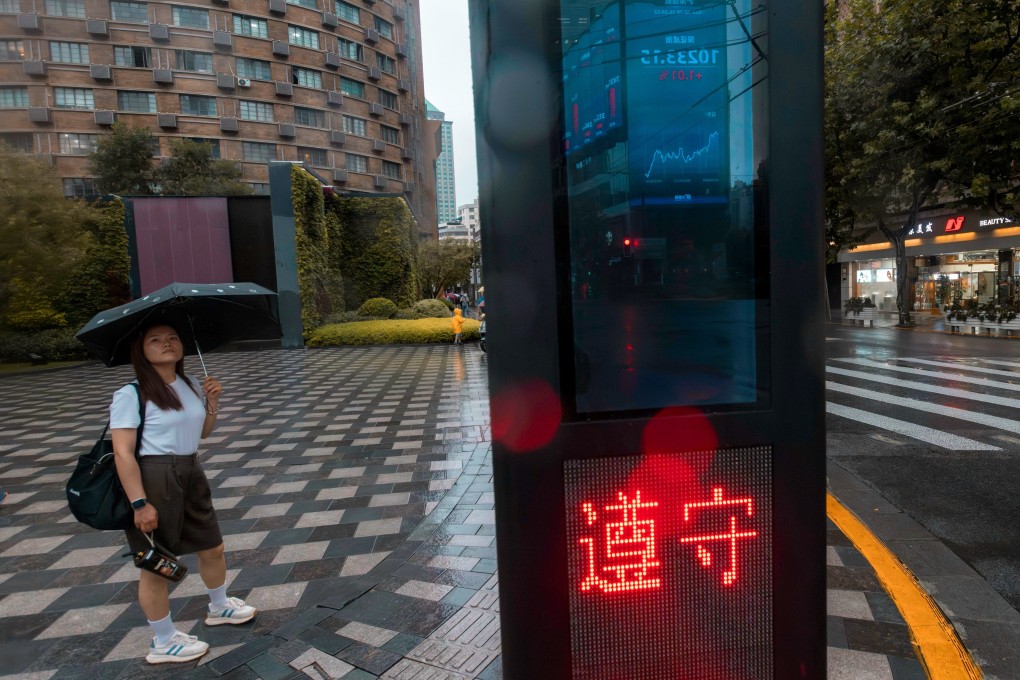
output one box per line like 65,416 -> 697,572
131,383 -> 145,457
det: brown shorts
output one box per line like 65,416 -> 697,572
125,454 -> 223,556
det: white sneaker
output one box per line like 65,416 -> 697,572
205,596 -> 257,626
145,631 -> 209,664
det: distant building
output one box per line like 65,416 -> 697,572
458,199 -> 479,241
426,99 -> 456,226
0,0 -> 437,236
437,219 -> 470,243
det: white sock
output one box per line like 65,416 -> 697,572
207,583 -> 229,609
148,614 -> 177,646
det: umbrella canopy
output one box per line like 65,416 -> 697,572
76,282 -> 280,368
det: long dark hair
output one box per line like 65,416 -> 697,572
129,323 -> 201,411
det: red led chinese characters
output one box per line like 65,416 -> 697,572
578,486 -> 758,593
580,491 -> 662,593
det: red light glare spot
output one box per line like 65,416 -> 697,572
642,407 -> 719,457
490,379 -> 562,453
633,240 -> 639,246
579,491 -> 662,593
623,238 -> 632,246
625,344 -> 633,351
679,487 -> 757,587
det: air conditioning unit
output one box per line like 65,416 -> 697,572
237,78 -> 252,88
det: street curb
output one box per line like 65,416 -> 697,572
827,492 -> 980,679
827,459 -> 1020,679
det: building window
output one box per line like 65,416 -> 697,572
243,141 -> 276,162
294,106 -> 324,127
45,0 -> 85,16
233,14 -> 268,38
114,45 -> 151,67
0,87 -> 29,108
382,160 -> 401,179
236,57 -> 271,80
291,67 -> 321,88
63,177 -> 99,198
376,52 -> 395,75
342,114 -> 366,136
179,94 -> 216,116
0,132 -> 34,151
172,5 -> 208,28
288,25 -> 319,49
59,132 -> 98,155
117,90 -> 156,112
380,125 -> 399,144
1,40 -> 25,61
175,50 -> 212,73
249,182 -> 270,194
338,38 -> 363,62
336,1 -> 358,24
0,0 -> 18,13
110,1 -> 149,23
340,77 -> 363,98
345,153 -> 367,173
287,0 -> 316,7
374,16 -> 392,40
378,89 -> 397,109
239,100 -> 273,122
187,137 -> 219,157
54,87 -> 94,109
50,41 -> 89,64
297,146 -> 328,167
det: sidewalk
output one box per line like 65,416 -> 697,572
0,346 -> 1014,678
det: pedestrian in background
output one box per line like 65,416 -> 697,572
111,323 -> 256,665
460,294 -> 469,317
452,307 -> 465,345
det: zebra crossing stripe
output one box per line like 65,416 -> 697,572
833,358 -> 1020,393
826,366 -> 1020,409
826,381 -> 1020,434
892,358 -> 1020,379
825,403 -> 1000,451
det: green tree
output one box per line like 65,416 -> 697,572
416,240 -> 477,299
825,0 -> 1020,325
0,146 -> 91,329
88,123 -> 155,195
158,139 -> 252,196
58,199 -> 131,327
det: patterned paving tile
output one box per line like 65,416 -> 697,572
0,345 -> 930,679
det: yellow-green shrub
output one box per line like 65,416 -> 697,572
307,318 -> 480,346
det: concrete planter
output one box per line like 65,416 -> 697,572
846,307 -> 878,326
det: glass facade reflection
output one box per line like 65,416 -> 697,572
561,0 -> 769,413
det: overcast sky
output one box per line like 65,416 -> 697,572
419,0 -> 478,208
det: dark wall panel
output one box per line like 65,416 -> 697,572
228,196 -> 277,292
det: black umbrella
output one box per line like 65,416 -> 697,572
76,282 -> 280,372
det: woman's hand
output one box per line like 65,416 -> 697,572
135,504 -> 158,533
203,376 -> 222,414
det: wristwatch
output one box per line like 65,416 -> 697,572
130,498 -> 147,510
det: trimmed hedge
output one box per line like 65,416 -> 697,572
308,318 -> 481,346
412,298 -> 452,318
357,297 -> 398,318
0,329 -> 89,363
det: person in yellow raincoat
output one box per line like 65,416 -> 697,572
451,307 -> 465,345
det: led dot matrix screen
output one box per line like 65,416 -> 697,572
564,448 -> 773,679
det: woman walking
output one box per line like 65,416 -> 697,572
111,323 -> 255,664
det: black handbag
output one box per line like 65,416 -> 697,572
66,384 -> 145,531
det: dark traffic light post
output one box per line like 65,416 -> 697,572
470,0 -> 824,678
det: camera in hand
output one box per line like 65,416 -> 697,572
125,544 -> 188,582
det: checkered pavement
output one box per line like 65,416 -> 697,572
0,345 -> 923,679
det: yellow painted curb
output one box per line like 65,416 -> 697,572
826,493 -> 982,680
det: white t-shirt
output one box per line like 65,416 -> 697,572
110,377 -> 206,456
